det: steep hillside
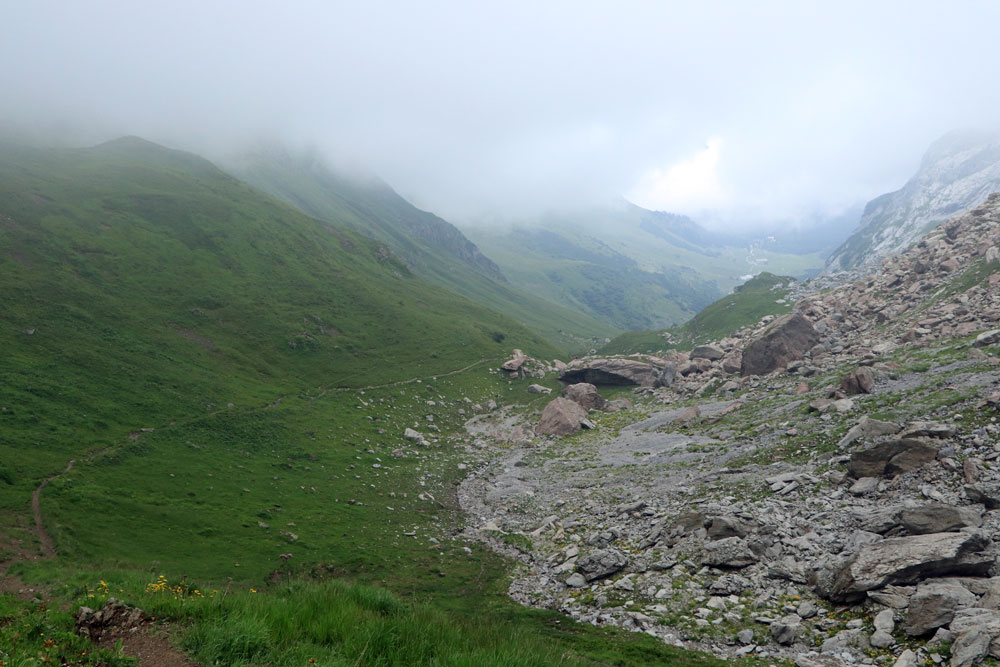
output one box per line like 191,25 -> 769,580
466,201 -> 826,331
226,148 -> 620,351
0,136 -> 560,516
827,129 -> 1000,272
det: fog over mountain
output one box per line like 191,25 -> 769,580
3,1 -> 1000,228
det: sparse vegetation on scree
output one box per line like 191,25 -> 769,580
0,138 -> 720,665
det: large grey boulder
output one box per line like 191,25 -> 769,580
576,549 -> 628,581
690,344 -> 724,361
701,537 -> 757,569
837,416 -> 900,448
847,439 -> 939,478
740,313 -> 821,376
904,580 -> 977,636
950,626 -> 992,667
949,609 -> 1000,664
562,382 -> 607,411
535,398 -> 593,436
974,329 -> 1000,347
561,358 -> 660,387
770,614 -> 801,645
965,483 -> 1000,509
655,362 -> 677,387
814,532 -> 994,602
899,504 -> 983,535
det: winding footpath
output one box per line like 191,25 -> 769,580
30,458 -> 74,558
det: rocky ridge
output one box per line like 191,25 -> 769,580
827,130 -> 1000,274
461,194 -> 1000,665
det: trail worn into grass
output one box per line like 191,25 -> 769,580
31,458 -> 74,558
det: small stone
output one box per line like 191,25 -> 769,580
737,628 -> 754,644
874,609 -> 895,633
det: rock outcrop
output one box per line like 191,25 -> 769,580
815,532 -> 994,602
561,358 -> 660,387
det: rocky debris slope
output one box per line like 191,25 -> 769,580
460,195 -> 1000,665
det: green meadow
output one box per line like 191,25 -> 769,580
0,138 -> 722,665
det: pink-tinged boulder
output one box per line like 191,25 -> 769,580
535,398 -> 594,436
840,367 -> 875,395
740,313 -> 821,376
562,383 -> 607,411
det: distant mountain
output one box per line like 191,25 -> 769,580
464,200 -> 827,331
826,130 -> 1000,272
224,148 -> 620,351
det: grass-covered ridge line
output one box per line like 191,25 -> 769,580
600,272 -> 795,354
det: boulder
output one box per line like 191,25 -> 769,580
899,504 -> 983,535
701,537 -> 757,569
655,362 -> 677,387
974,329 -> 1000,347
869,629 -> 894,648
837,416 -> 900,448
561,358 -> 660,387
965,483 -> 1000,509
576,548 -> 628,581
75,599 -> 146,643
814,531 -> 994,602
950,626 -> 991,667
690,344 -> 724,361
740,313 -> 821,376
899,421 -> 957,439
721,352 -> 742,374
403,428 -> 427,445
562,383 -> 607,411
840,367 -> 875,395
770,614 -> 801,645
847,439 -> 938,478
526,384 -> 551,395
904,580 -> 977,636
535,398 -> 593,436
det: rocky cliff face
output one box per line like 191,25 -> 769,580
827,130 -> 1000,274
462,194 -> 1000,664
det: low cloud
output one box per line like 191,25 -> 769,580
2,1 -> 1000,228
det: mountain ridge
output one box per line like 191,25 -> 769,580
826,129 -> 1000,273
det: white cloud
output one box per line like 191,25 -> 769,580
628,138 -> 725,212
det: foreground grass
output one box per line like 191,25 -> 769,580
5,567 -> 724,667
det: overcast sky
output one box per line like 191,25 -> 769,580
2,1 -> 999,228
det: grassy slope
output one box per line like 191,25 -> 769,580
0,138 -> 718,665
600,272 -> 796,354
227,151 -> 620,353
0,136 -> 558,504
